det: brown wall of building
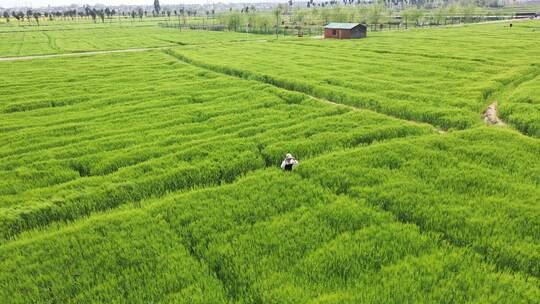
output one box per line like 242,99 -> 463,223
324,27 -> 366,39
339,29 -> 351,39
325,28 -> 351,39
324,28 -> 335,38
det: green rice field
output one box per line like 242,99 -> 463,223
0,18 -> 539,303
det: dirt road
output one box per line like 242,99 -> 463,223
0,47 -> 166,62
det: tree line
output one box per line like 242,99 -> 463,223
0,0 -> 515,27
210,0 -> 509,36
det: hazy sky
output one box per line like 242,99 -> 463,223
0,0 -> 265,8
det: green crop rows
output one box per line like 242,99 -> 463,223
173,20 -> 540,133
0,19 -> 539,303
496,71 -> 540,137
0,25 -> 270,57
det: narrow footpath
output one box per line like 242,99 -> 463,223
0,47 -> 165,62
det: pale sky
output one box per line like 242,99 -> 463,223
0,0 -> 268,8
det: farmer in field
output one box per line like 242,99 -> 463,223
281,153 -> 299,171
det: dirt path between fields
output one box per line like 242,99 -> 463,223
442,17 -> 533,28
0,47 -> 167,62
483,102 -> 505,125
0,38 -> 271,62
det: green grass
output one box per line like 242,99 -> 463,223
0,20 -> 539,303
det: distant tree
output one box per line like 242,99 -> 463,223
175,9 -> 181,27
413,9 -> 424,25
293,8 -> 304,23
274,5 -> 284,38
98,9 -> 105,23
227,11 -> 241,31
367,4 -> 388,26
355,5 -> 369,23
257,15 -> 272,33
320,8 -> 330,24
331,5 -> 347,22
446,2 -> 462,23
247,10 -> 257,31
2,11 -> 9,22
13,11 -> 24,24
33,12 -> 41,25
293,9 -> 305,34
154,0 -> 161,16
180,8 -> 186,24
461,3 -> 477,23
86,6 -> 97,23
26,9 -> 32,24
167,10 -> 171,22
433,6 -> 446,25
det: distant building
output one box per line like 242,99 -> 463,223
324,23 -> 367,39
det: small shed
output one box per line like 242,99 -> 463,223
324,23 -> 367,39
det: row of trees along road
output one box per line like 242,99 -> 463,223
216,0 -> 500,36
1,8 -> 208,25
1,8 -> 141,24
1,0 -> 175,25
0,0 -> 514,29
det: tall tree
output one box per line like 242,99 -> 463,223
154,0 -> 161,15
274,5 -> 283,39
26,9 -> 32,24
33,12 -> 41,25
98,9 -> 105,23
